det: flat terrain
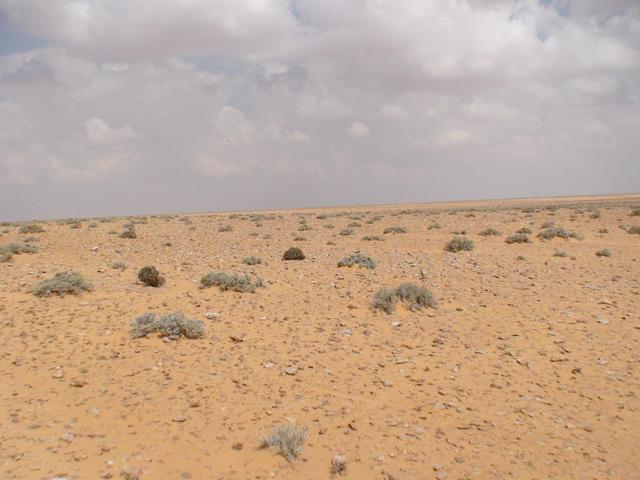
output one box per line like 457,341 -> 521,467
1,194 -> 639,480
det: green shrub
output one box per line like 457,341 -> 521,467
628,226 -> 640,235
337,253 -> 376,269
111,261 -> 127,270
138,266 -> 165,287
120,223 -> 136,238
34,271 -> 92,296
131,312 -> 204,339
339,228 -> 354,236
505,233 -> 531,244
479,227 -> 501,236
516,227 -> 532,234
373,283 -> 437,313
242,256 -> 262,265
362,235 -> 383,241
283,247 -> 305,260
259,423 -> 307,460
553,249 -> 567,257
595,249 -> 612,257
200,271 -> 265,292
428,223 -> 441,230
444,236 -> 474,252
630,208 -> 640,217
19,223 -> 45,234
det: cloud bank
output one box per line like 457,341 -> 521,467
0,0 -> 638,219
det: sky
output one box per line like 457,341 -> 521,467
0,0 -> 639,221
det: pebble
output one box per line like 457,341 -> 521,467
229,333 -> 245,343
284,366 -> 298,375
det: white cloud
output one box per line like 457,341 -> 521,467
0,0 -> 639,219
381,104 -> 408,120
86,117 -> 138,145
349,121 -> 369,137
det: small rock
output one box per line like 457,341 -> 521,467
229,333 -> 245,343
173,415 -> 187,423
205,312 -> 220,319
69,379 -> 87,388
232,442 -> 243,450
52,368 -> 64,379
284,366 -> 298,375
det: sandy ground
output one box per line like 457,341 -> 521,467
1,194 -> 639,480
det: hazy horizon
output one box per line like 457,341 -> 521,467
1,0 -> 639,221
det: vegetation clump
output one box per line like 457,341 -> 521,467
337,253 -> 376,269
505,233 -> 531,244
373,283 -> 437,314
283,247 -> 305,260
516,227 -> 532,234
19,223 -> 45,234
383,226 -> 407,234
34,271 -> 92,296
242,256 -> 262,265
218,224 -> 233,232
444,236 -> 474,252
259,423 -> 308,460
362,235 -> 384,241
131,311 -> 204,339
630,208 -> 640,217
0,242 -> 38,262
628,226 -> 640,235
479,227 -> 501,236
138,266 -> 165,287
111,261 -> 127,270
120,223 -> 137,238
538,226 -> 579,240
339,228 -> 354,236
200,272 -> 265,292
596,249 -> 612,257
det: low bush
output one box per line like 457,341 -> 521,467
242,256 -> 262,265
479,227 -> 501,236
373,283 -> 437,313
200,271 -> 265,292
19,223 -> 45,234
337,253 -> 376,269
444,236 -> 474,252
259,423 -> 307,460
516,227 -> 532,234
383,226 -> 406,234
339,228 -> 354,236
538,226 -> 579,240
628,226 -> 640,235
362,235 -> 384,241
218,224 -> 233,232
34,271 -> 92,296
138,266 -> 165,287
505,233 -> 531,244
120,223 -> 136,238
595,249 -> 612,257
0,242 -> 38,263
283,247 -> 305,260
131,311 -> 204,339
111,261 -> 127,270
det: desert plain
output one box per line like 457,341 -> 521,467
1,194 -> 639,480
